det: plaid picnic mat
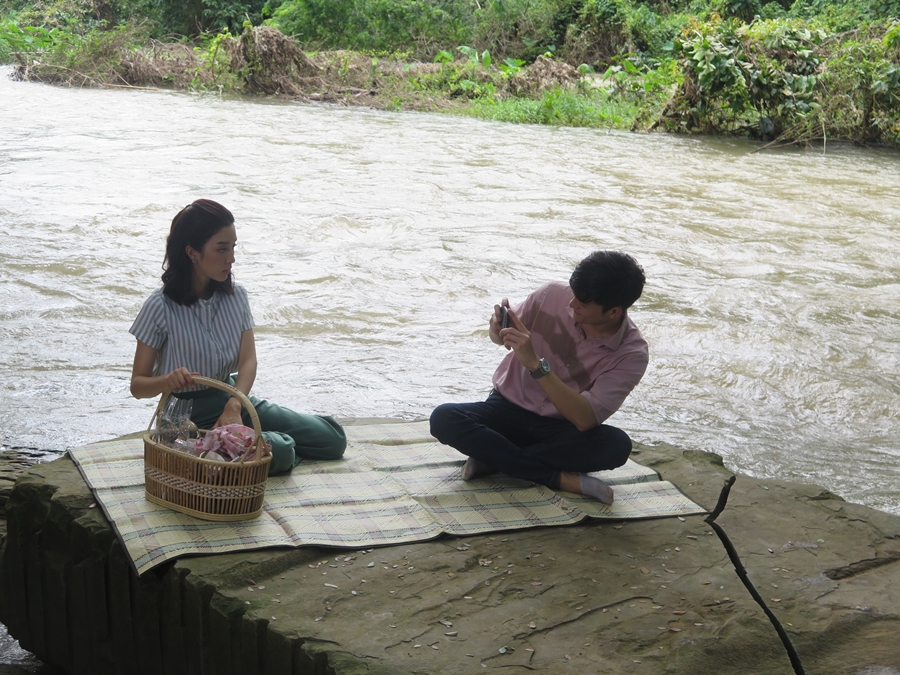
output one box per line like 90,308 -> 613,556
69,421 -> 707,575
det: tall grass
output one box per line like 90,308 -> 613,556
465,87 -> 639,127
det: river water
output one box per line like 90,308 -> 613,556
1,68 -> 898,514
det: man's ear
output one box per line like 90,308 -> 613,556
608,306 -> 624,319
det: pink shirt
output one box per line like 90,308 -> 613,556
492,281 -> 649,424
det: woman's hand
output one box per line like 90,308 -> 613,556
214,397 -> 243,428
163,367 -> 197,393
130,340 -> 200,399
499,307 -> 540,372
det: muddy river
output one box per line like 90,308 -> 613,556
1,68 -> 898,513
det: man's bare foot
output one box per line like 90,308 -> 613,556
559,471 -> 614,505
461,457 -> 493,481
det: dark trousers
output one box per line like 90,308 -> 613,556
429,391 -> 632,488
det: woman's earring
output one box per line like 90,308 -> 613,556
191,258 -> 197,264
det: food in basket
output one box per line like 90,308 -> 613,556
198,424 -> 271,462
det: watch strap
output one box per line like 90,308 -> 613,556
530,358 -> 551,379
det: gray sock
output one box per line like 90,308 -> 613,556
462,457 -> 492,481
579,474 -> 614,505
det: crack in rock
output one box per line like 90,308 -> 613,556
824,553 -> 900,581
512,596 -> 655,638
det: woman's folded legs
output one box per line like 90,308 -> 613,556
246,397 -> 347,475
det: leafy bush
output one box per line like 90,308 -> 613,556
559,0 -> 703,67
561,0 -> 627,63
0,0 -> 280,36
7,0 -> 121,32
711,0 -> 761,23
4,22 -> 159,83
759,1 -> 788,19
662,16 -> 827,134
787,0 -> 900,32
470,0 -> 563,60
603,53 -> 680,103
410,52 -> 501,99
816,23 -> 900,143
656,15 -> 900,145
272,0 -> 473,58
145,0 -> 282,36
0,20 -> 69,62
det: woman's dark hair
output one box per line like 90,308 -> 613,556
569,250 -> 645,311
162,199 -> 235,306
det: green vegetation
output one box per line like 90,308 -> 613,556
466,87 -> 641,127
655,13 -> 900,144
1,0 -> 899,146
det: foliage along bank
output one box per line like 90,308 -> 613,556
1,0 -> 899,146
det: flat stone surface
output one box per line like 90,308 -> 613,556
1,428 -> 899,675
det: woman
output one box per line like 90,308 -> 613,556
129,198 -> 346,474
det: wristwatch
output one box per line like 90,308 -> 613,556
530,358 -> 551,379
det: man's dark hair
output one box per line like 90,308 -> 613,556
569,250 -> 645,311
162,199 -> 235,306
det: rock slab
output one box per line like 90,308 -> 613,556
1,439 -> 899,674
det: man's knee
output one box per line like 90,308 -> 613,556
610,426 -> 632,450
608,427 -> 632,467
585,424 -> 632,469
429,403 -> 460,442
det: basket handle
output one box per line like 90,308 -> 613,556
148,376 -> 267,461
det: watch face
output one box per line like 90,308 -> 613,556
531,358 -> 551,379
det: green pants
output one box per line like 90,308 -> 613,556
185,387 -> 346,476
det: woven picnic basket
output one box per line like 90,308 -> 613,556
143,376 -> 272,521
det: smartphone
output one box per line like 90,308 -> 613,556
500,305 -> 509,329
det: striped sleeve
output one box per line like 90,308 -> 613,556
129,290 -> 167,350
234,284 -> 255,332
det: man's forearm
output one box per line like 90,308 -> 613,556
535,373 -> 598,432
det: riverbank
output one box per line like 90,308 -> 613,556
4,25 -> 650,130
3,18 -> 899,146
1,425 -> 899,674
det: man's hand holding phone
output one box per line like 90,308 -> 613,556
491,300 -> 535,363
490,299 -> 510,346
499,306 -> 538,369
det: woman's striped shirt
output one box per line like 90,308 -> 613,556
129,284 -> 255,392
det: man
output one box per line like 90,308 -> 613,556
430,250 -> 648,504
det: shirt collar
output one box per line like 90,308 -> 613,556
567,304 -> 629,349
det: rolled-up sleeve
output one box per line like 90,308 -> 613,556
582,350 -> 649,424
